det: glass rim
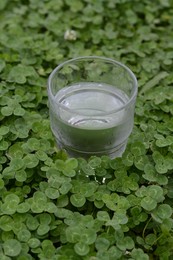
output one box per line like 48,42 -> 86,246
47,56 -> 138,116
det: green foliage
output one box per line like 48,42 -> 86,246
0,0 -> 173,259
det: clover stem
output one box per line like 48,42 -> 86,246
106,226 -> 110,234
142,217 -> 152,239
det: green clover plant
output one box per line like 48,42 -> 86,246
0,0 -> 173,259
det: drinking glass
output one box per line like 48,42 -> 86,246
48,56 -> 137,158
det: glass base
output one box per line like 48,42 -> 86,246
56,140 -> 127,159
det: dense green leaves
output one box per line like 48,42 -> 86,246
0,0 -> 173,259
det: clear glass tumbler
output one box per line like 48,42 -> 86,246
48,56 -> 138,158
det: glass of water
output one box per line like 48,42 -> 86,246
48,56 -> 137,158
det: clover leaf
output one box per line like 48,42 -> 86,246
74,242 -> 90,256
55,158 -> 78,177
1,194 -> 20,215
152,204 -> 173,223
7,64 -> 38,84
131,248 -> 149,260
3,239 -> 22,257
17,229 -> 31,242
23,154 -> 39,168
70,193 -> 86,207
141,197 -> 157,211
0,216 -> 14,231
116,236 -> 135,251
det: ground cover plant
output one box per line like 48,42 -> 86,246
0,0 -> 173,259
